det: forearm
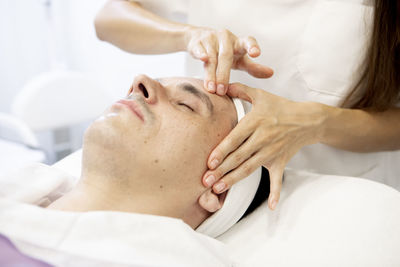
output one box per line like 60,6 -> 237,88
94,0 -> 191,54
318,104 -> 400,152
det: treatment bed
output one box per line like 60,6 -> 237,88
50,150 -> 400,266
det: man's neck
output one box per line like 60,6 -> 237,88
49,176 -> 183,217
47,174 -> 207,229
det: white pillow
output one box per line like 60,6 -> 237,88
217,168 -> 400,266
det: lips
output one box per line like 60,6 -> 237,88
117,99 -> 145,121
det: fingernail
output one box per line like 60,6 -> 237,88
210,159 -> 219,169
214,182 -> 226,193
250,47 -> 259,55
208,81 -> 215,92
270,199 -> 277,210
217,84 -> 225,95
205,175 -> 216,187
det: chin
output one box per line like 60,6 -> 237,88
84,114 -> 127,151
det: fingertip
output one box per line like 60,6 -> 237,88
213,181 -> 227,194
265,67 -> 274,77
268,196 -> 277,210
208,158 -> 219,170
207,81 -> 216,93
216,83 -> 226,95
249,47 -> 260,57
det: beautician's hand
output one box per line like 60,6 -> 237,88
185,27 -> 273,95
202,83 -> 326,210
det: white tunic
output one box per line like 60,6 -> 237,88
135,0 -> 400,190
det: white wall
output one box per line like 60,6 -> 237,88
0,0 -> 186,113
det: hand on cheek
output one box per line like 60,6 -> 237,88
202,83 -> 325,211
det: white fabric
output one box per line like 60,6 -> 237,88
134,0 -> 400,190
218,169 -> 400,266
1,163 -> 400,266
0,164 -> 234,267
196,99 -> 261,238
0,139 -> 45,177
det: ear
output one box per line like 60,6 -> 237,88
198,188 -> 228,212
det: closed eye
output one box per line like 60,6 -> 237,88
178,103 -> 194,112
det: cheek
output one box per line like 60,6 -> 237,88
151,120 -> 212,177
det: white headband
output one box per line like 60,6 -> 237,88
196,98 -> 262,238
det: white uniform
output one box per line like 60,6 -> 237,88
136,0 -> 400,190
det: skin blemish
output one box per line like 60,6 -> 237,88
154,159 -> 159,163
144,140 -> 147,144
162,169 -> 166,172
159,185 -> 163,189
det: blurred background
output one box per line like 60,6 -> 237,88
0,0 -> 186,176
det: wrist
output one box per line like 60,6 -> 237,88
182,25 -> 196,51
316,103 -> 342,144
299,102 -> 337,144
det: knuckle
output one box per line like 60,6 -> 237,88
233,152 -> 243,163
253,115 -> 265,126
218,28 -> 231,36
246,36 -> 257,43
264,161 -> 272,169
207,56 -> 218,64
213,168 -> 225,179
219,51 -> 233,61
241,163 -> 253,176
216,70 -> 229,82
221,178 -> 233,188
203,29 -> 216,39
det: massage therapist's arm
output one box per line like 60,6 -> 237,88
95,0 -> 273,94
202,84 -> 400,211
320,105 -> 400,152
95,0 -> 188,54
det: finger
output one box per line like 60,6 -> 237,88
215,32 -> 234,95
191,42 -> 208,62
198,188 -> 222,212
226,82 -> 259,103
212,151 -> 264,194
203,132 -> 259,187
236,56 -> 274,78
203,41 -> 218,93
243,36 -> 261,57
234,36 -> 260,57
207,114 -> 256,170
267,163 -> 285,210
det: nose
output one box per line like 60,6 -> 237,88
128,74 -> 159,104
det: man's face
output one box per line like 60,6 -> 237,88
83,75 -> 237,201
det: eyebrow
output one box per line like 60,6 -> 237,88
178,83 -> 214,114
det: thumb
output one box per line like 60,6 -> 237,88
227,83 -> 259,103
198,188 -> 222,212
237,56 -> 274,78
